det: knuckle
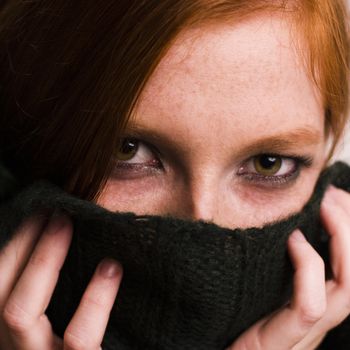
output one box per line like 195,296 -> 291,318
303,251 -> 325,273
2,301 -> 33,334
28,251 -> 49,267
248,331 -> 264,350
313,255 -> 325,272
28,250 -> 61,276
82,293 -> 107,310
340,291 -> 350,312
233,331 -> 264,350
298,304 -> 325,328
338,277 -> 350,296
64,329 -> 97,350
307,250 -> 325,268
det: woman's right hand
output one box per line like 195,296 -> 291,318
0,211 -> 123,350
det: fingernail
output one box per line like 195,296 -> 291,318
98,258 -> 122,278
290,230 -> 306,242
323,185 -> 338,206
328,184 -> 339,194
47,210 -> 71,234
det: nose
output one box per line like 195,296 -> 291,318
174,174 -> 221,225
190,186 -> 217,224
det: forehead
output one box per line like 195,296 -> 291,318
132,12 -> 324,142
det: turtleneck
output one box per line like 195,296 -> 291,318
0,161 -> 349,349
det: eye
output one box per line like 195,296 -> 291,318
114,137 -> 162,175
116,138 -> 152,163
237,154 -> 311,185
116,138 -> 139,162
239,155 -> 296,176
252,155 -> 286,176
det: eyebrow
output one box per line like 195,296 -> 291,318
123,123 -> 322,157
240,128 -> 322,155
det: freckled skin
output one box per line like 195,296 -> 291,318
97,12 -> 327,229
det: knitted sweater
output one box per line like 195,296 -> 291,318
0,161 -> 349,349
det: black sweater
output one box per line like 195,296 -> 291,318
0,161 -> 349,349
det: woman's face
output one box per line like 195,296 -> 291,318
97,13 -> 327,229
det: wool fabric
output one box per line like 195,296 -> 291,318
0,161 -> 350,349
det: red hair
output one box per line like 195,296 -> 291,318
0,0 -> 348,200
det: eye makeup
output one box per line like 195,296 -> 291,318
236,153 -> 313,187
112,137 -> 314,188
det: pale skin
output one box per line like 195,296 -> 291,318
1,11 -> 350,350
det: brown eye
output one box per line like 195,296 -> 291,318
116,138 -> 139,161
253,155 -> 282,176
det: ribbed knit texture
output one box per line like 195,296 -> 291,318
0,161 -> 350,349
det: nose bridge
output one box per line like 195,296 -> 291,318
187,170 -> 219,223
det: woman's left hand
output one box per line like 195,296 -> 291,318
226,185 -> 350,350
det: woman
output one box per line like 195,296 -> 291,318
0,0 -> 349,349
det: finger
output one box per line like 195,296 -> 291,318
0,213 -> 49,305
288,187 -> 350,349
309,185 -> 350,330
264,231 -> 326,345
0,213 -> 49,350
320,185 -> 350,288
231,230 -> 326,350
3,211 -> 72,350
64,258 -> 123,350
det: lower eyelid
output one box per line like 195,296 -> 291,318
237,156 -> 303,184
238,166 -> 301,187
112,163 -> 163,179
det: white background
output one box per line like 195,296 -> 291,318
320,0 -> 350,164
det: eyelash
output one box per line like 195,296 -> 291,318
113,138 -> 313,186
237,154 -> 312,187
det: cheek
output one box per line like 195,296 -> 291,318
96,177 -> 176,215
96,163 -> 324,230
230,165 -> 324,228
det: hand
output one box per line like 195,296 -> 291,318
0,211 -> 123,350
226,185 -> 350,350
